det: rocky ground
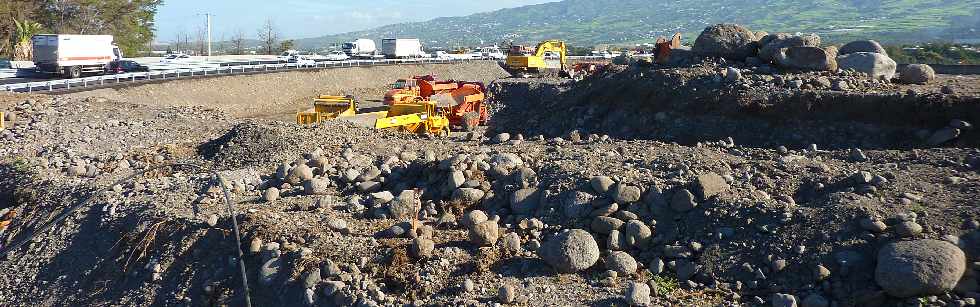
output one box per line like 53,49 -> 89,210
0,53 -> 978,307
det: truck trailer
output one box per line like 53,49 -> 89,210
32,34 -> 122,79
381,39 -> 426,59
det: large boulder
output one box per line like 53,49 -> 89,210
758,33 -> 821,63
538,229 -> 600,273
898,64 -> 936,84
837,52 -> 897,80
875,239 -> 966,298
776,46 -> 837,71
839,40 -> 887,56
692,23 -> 758,61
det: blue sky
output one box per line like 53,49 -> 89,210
155,0 -> 557,42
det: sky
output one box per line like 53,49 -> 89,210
154,0 -> 557,43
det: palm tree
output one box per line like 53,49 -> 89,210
13,19 -> 44,61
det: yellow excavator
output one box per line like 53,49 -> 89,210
296,95 -> 358,125
505,40 -> 570,78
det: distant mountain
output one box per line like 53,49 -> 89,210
294,0 -> 980,49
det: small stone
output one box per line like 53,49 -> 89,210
493,133 -> 511,144
859,217 -> 887,233
649,258 -> 665,274
612,183 -> 642,204
461,210 -> 489,229
462,279 -> 475,292
605,251 -> 638,276
539,229 -> 600,273
498,284 -> 516,303
303,268 -> 321,289
469,220 -> 499,246
771,293 -> 798,307
675,259 -> 698,281
502,232 -> 522,254
591,216 -> 625,234
408,237 -> 435,258
694,172 -> 729,199
590,176 -> 615,194
815,264 -> 831,281
303,178 -> 331,195
895,221 -> 923,237
206,214 -> 219,227
670,189 -> 698,212
625,281 -> 651,306
263,187 -> 280,202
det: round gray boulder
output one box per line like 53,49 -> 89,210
875,239 -> 966,298
837,52 -> 897,80
899,64 -> 936,84
839,40 -> 887,56
538,229 -> 600,273
692,23 -> 759,61
758,33 -> 821,63
605,251 -> 638,275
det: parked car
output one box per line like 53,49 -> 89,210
324,50 -> 350,61
107,60 -> 149,73
288,56 -> 317,67
159,53 -> 191,63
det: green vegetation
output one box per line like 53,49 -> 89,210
295,0 -> 980,49
0,0 -> 161,58
651,275 -> 679,294
885,44 -> 980,64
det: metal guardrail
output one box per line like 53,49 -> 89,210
1,58 -> 489,93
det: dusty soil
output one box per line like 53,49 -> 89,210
65,61 -> 510,122
0,60 -> 978,307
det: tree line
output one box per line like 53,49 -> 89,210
0,0 -> 161,60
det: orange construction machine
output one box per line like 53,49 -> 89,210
383,75 -> 490,131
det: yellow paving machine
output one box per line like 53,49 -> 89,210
374,100 -> 450,136
295,95 -> 358,125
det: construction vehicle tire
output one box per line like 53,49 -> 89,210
462,112 -> 480,132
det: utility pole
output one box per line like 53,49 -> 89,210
206,13 -> 212,58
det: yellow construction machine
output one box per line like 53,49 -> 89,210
296,95 -> 358,125
505,40 -> 569,77
374,100 -> 450,136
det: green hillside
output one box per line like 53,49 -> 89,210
294,0 -> 980,49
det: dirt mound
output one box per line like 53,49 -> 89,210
490,64 -> 980,149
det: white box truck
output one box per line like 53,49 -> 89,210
32,34 -> 121,78
342,39 -> 377,59
381,38 -> 426,59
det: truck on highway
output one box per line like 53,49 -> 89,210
342,39 -> 377,59
382,38 -> 426,59
32,34 -> 122,79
